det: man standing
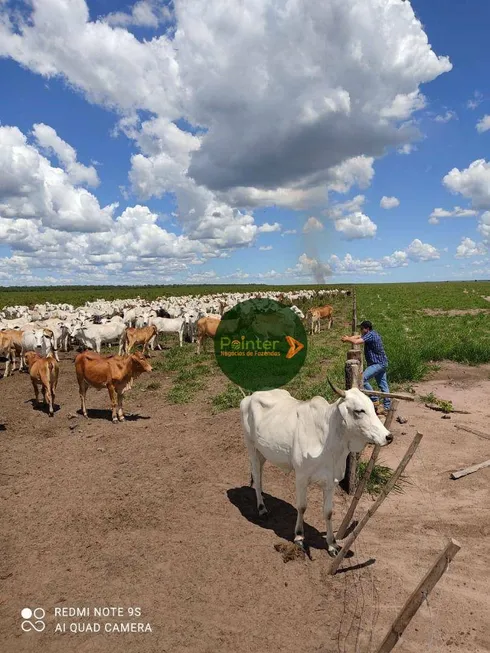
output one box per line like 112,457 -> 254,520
341,320 -> 391,415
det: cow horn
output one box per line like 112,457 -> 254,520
327,378 -> 346,398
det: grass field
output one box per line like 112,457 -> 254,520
144,281 -> 490,408
3,280 -> 490,409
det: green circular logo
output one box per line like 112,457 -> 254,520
214,299 -> 308,392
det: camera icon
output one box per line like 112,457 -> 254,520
21,607 -> 46,632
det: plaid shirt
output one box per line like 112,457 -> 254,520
362,330 -> 388,367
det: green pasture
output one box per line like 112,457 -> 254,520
356,281 -> 490,381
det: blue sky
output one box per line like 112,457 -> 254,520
1,0 -> 490,285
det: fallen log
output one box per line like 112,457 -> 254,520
454,424 -> 490,441
425,403 -> 470,415
360,389 -> 415,402
450,459 -> 490,480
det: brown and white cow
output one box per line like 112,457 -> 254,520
24,351 -> 59,416
122,325 -> 158,355
306,305 -> 334,335
75,351 -> 152,423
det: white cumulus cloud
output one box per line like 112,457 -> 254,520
334,212 -> 377,240
0,0 -> 451,197
380,196 -> 400,209
476,115 -> 490,134
406,238 -> 440,261
429,206 -> 479,224
443,160 -> 490,210
455,237 -> 487,258
0,125 -> 114,232
32,123 -> 99,187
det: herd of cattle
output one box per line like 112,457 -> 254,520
1,286 -> 391,557
0,288 -> 347,420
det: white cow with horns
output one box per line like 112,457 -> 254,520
240,380 -> 393,556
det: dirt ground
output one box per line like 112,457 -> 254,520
1,353 -> 489,653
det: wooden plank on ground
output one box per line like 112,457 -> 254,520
376,539 -> 461,653
454,424 -> 490,441
450,459 -> 490,480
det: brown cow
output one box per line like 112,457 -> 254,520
196,317 -> 221,354
122,325 -> 158,355
75,350 -> 152,423
1,328 -> 23,372
0,331 -> 15,378
24,351 -> 59,416
306,305 -> 334,334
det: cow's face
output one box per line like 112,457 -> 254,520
131,351 -> 152,373
337,388 -> 393,450
25,351 -> 40,367
32,330 -> 46,349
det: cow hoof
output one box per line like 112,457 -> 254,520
118,416 -> 125,422
258,504 -> 268,519
112,418 -> 118,424
294,536 -> 305,549
327,543 -> 341,557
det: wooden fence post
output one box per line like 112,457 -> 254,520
337,399 -> 399,540
340,287 -> 361,494
376,539 -> 461,653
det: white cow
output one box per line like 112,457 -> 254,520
149,316 -> 186,348
21,329 -> 57,369
240,381 -> 392,556
71,322 -> 126,354
290,305 -> 305,320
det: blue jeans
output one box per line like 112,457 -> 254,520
363,364 -> 391,410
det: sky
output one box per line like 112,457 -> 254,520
0,0 -> 490,286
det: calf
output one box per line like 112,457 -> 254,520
123,325 -> 158,355
307,305 -> 334,334
24,352 -> 59,416
75,351 -> 152,422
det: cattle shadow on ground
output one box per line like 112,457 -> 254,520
335,558 -> 376,574
26,399 -> 60,416
75,408 -> 151,421
228,486 -> 354,559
